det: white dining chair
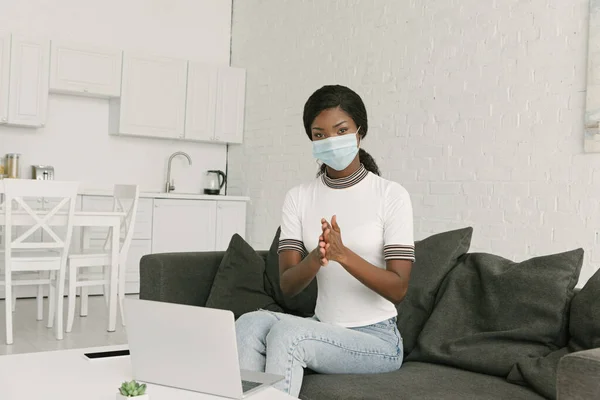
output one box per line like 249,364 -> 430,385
0,179 -> 79,344
66,184 -> 139,333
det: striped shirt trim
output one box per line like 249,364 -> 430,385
278,239 -> 308,258
321,164 -> 368,189
384,245 -> 416,262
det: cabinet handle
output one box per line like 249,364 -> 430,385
0,117 -> 6,123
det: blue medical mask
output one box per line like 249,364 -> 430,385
312,128 -> 360,171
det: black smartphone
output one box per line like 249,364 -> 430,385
84,349 -> 130,359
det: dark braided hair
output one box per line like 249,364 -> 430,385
303,85 -> 381,176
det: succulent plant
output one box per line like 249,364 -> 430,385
119,380 -> 147,397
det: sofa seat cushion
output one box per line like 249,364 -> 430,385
299,362 -> 544,400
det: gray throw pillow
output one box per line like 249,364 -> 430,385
205,234 -> 283,319
407,249 -> 584,378
397,227 -> 473,357
507,267 -> 600,399
264,228 -> 318,317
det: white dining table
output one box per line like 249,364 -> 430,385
0,203 -> 125,333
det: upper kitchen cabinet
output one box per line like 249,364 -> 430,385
0,32 -> 10,124
184,62 -> 218,142
183,64 -> 246,144
214,67 -> 246,144
109,53 -> 187,139
50,41 -> 122,98
7,35 -> 50,127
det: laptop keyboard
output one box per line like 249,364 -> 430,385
242,380 -> 262,393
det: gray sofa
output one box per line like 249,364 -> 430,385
139,227 -> 600,400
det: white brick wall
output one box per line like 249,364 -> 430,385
229,0 -> 597,287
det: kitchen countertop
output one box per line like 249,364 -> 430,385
79,187 -> 250,202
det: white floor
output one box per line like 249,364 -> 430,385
0,295 -> 134,356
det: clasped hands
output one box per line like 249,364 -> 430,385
315,215 -> 347,266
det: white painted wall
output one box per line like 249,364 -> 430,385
0,0 -> 232,193
229,0 -> 598,286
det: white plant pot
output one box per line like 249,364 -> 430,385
116,394 -> 149,400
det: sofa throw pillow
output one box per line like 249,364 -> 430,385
507,267 -> 600,400
397,227 -> 473,357
407,248 -> 584,377
205,234 -> 283,319
264,227 -> 318,317
569,268 -> 600,350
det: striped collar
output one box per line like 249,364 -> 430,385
321,164 -> 369,189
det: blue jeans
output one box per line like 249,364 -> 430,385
235,310 -> 403,397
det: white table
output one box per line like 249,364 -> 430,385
0,345 -> 297,400
0,210 -> 125,332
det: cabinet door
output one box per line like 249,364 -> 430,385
50,41 -> 122,97
152,199 -> 217,254
184,62 -> 218,142
124,239 -> 152,294
214,67 -> 246,144
0,32 -> 10,124
8,36 -> 50,127
118,53 -> 187,139
215,201 -> 247,251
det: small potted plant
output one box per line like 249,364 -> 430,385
117,380 -> 148,399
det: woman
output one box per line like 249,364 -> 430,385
235,85 -> 414,397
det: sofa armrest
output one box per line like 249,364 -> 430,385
557,348 -> 600,399
139,252 -> 225,307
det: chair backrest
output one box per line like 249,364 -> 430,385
3,179 -> 79,259
109,184 -> 140,260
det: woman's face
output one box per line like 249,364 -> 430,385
310,107 -> 359,142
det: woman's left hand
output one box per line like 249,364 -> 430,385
322,216 -> 348,263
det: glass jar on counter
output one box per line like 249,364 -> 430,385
5,153 -> 21,179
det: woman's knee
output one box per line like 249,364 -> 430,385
235,310 -> 279,340
266,318 -> 313,348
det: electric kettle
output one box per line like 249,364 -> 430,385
204,170 -> 226,195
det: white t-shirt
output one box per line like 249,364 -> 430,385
278,164 -> 415,327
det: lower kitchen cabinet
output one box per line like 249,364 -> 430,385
152,199 -> 217,253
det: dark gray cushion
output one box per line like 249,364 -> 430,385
397,227 -> 473,357
299,362 -> 544,400
264,227 -> 318,317
407,249 -> 584,377
508,267 -> 600,399
205,234 -> 283,319
569,268 -> 600,350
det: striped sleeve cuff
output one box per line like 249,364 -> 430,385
384,244 -> 415,262
278,239 -> 308,258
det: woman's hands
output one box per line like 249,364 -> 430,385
316,215 -> 348,266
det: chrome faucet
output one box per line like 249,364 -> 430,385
165,151 -> 192,193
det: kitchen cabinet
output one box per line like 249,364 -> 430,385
152,199 -> 217,253
110,53 -> 188,139
215,201 -> 247,251
0,32 -> 10,124
50,41 -> 122,97
184,64 -> 246,144
214,67 -> 246,144
184,62 -> 218,142
8,35 -> 50,127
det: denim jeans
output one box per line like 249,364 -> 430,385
235,310 -> 403,397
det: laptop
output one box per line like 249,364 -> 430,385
123,298 -> 283,399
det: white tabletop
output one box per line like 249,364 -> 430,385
0,345 -> 296,400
